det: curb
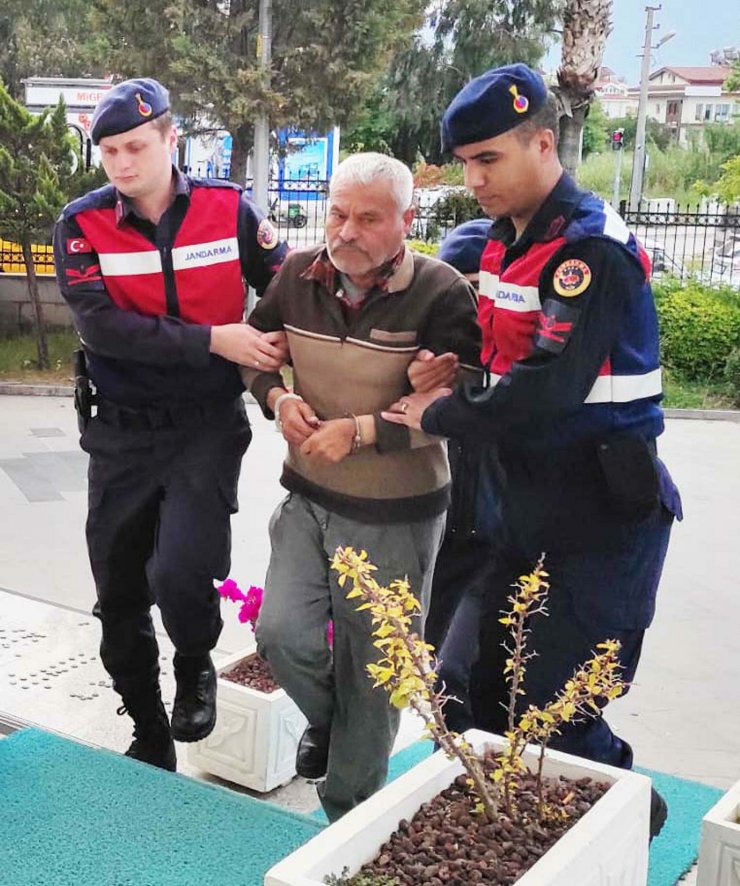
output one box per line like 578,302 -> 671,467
663,408 -> 740,423
0,382 -> 257,406
0,384 -> 738,422
0,383 -> 74,397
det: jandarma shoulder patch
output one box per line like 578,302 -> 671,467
553,259 -> 592,297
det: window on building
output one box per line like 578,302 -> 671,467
695,104 -> 704,121
655,103 -> 662,115
715,103 -> 730,122
704,104 -> 713,121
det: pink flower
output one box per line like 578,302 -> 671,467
217,578 -> 245,603
238,585 -> 264,632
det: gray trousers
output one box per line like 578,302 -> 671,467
255,492 -> 445,821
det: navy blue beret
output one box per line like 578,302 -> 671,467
91,78 -> 170,145
441,64 -> 549,153
439,219 -> 491,275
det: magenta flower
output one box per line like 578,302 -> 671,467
217,578 -> 245,603
218,578 -> 332,646
237,585 -> 264,632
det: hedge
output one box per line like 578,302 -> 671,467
653,279 -> 740,380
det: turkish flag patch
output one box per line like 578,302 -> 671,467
534,298 -> 580,355
67,238 -> 93,254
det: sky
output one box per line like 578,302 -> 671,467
544,0 -> 740,85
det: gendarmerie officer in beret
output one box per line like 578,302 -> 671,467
385,64 -> 681,839
53,78 -> 289,771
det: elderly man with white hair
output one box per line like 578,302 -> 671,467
242,152 -> 481,820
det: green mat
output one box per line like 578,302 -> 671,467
313,740 -> 724,885
0,729 -> 323,886
0,729 -> 723,885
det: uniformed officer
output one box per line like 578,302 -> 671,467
384,64 -> 681,839
409,220 -> 501,734
53,78 -> 290,771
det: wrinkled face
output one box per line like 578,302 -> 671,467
454,127 -> 547,221
325,180 -> 414,279
98,120 -> 177,199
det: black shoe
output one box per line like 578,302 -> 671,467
296,724 -> 330,779
649,787 -> 668,841
125,732 -> 177,771
117,696 -> 177,772
170,653 -> 217,742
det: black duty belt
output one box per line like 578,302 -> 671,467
96,398 -> 240,431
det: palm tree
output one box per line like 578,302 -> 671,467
555,0 -> 613,175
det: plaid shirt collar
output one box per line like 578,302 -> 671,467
301,245 -> 407,304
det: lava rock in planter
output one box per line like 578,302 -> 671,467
265,729 -> 652,886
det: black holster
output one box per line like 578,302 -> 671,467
73,348 -> 97,432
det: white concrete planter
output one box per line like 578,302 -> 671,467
265,729 -> 651,886
697,778 -> 740,885
187,648 -> 307,793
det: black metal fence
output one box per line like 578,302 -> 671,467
2,185 -> 739,291
619,202 -> 740,289
265,178 -> 329,249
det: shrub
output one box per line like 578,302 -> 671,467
654,282 -> 740,380
431,189 -> 485,228
406,239 -> 438,256
725,347 -> 740,404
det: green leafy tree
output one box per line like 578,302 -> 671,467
93,0 -> 425,184
713,155 -> 740,203
581,96 -> 609,156
360,0 -> 558,166
0,82 -> 95,367
0,0 -> 105,99
724,58 -> 740,93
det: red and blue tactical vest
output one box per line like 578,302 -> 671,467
478,192 -> 663,443
75,188 -> 245,326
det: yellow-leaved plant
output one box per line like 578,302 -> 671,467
331,546 -> 626,826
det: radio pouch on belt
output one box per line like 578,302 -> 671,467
596,434 -> 659,519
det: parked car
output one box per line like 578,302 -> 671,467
707,236 -> 740,287
642,239 -> 689,281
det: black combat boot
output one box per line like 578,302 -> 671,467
170,652 -> 217,742
118,691 -> 177,772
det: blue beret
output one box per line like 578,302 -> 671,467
439,219 -> 491,275
441,64 -> 548,153
91,78 -> 170,145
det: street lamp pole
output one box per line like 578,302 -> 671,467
253,0 -> 272,214
629,5 -> 660,213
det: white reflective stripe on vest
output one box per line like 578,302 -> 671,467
171,237 -> 239,271
487,369 -> 662,404
98,250 -> 162,276
494,282 -> 541,313
479,270 -> 499,298
585,368 -> 662,404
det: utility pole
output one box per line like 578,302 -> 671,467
629,5 -> 659,213
628,7 -> 676,212
252,0 -> 272,214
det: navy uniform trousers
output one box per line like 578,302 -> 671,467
79,397 -> 251,699
466,502 -> 676,768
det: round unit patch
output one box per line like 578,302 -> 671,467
553,259 -> 592,297
256,218 -> 278,250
